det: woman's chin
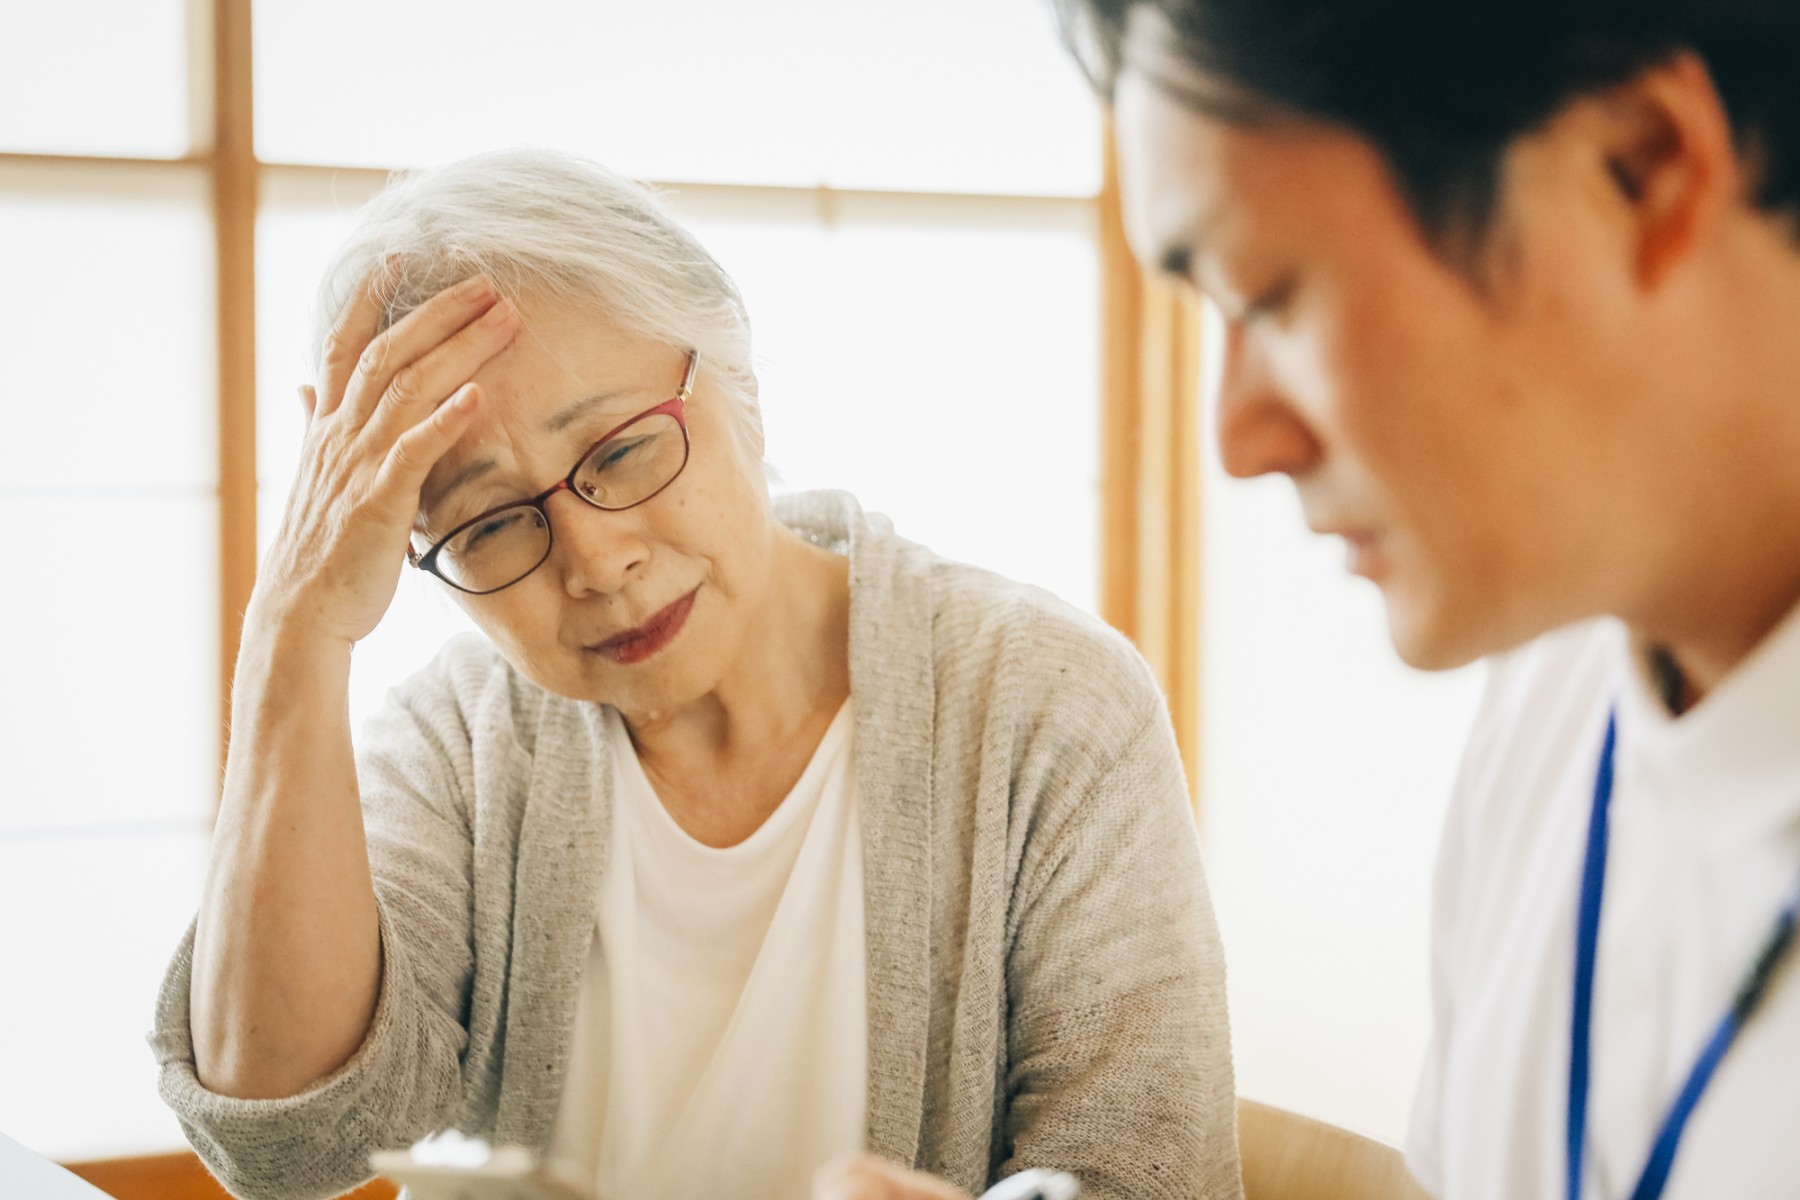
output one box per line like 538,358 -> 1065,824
569,653 -> 719,717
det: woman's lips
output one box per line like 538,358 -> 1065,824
588,588 -> 698,665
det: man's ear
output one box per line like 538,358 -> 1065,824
1591,51 -> 1739,290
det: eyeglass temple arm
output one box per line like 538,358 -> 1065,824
679,350 -> 699,401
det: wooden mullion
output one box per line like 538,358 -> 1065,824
211,0 -> 257,780
1164,286 -> 1204,807
1098,124 -> 1145,644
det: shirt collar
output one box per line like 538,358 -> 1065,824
1613,598 -> 1800,851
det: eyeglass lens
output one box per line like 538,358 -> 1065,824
433,411 -> 687,593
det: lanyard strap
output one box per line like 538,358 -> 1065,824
1566,709 -> 1800,1200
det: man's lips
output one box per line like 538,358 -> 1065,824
1315,528 -> 1387,579
586,588 -> 699,665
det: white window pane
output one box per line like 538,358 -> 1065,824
0,1 -> 192,157
1193,302 -> 1484,1140
347,573 -> 484,733
814,1 -> 1102,195
0,828 -> 208,1159
255,170 -> 384,493
0,496 -> 217,832
254,0 -> 1099,196
675,192 -> 1102,612
0,162 -> 215,490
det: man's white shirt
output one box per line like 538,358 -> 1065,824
1407,608 -> 1800,1199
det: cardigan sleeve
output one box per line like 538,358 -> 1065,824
999,705 -> 1244,1200
149,657 -> 485,1200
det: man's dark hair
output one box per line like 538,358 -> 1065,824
1056,0 -> 1800,245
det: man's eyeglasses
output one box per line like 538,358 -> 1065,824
407,351 -> 698,595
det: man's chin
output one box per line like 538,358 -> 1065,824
1381,590 -> 1503,673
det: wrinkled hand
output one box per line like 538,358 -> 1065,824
812,1155 -> 973,1200
256,268 -> 519,645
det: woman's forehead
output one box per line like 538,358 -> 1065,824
473,300 -> 680,418
416,320 -> 684,515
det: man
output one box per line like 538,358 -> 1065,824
820,1 -> 1800,1197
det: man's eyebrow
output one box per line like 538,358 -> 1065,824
1158,242 -> 1197,280
546,389 -> 638,434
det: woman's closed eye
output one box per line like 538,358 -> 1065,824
593,435 -> 649,472
459,508 -> 532,550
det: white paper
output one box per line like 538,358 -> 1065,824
0,1131 -> 111,1198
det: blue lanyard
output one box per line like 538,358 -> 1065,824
1566,710 -> 1800,1200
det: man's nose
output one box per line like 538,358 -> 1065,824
1213,325 -> 1323,480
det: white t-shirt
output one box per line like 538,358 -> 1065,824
1407,610 -> 1800,1199
546,701 -> 867,1200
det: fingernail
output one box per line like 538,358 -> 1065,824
464,275 -> 496,302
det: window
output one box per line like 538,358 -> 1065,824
1,0 -> 1105,1158
0,161 -> 219,1157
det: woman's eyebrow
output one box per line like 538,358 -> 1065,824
423,388 -> 644,511
546,388 -> 636,434
422,459 -> 498,514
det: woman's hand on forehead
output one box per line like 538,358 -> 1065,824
253,267 -> 521,646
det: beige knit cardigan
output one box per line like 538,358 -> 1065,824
151,491 -> 1242,1200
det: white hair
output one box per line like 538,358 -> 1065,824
310,147 -> 761,439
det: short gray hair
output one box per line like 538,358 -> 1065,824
310,147 -> 760,439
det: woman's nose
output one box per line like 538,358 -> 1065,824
1213,326 -> 1323,480
546,492 -> 652,597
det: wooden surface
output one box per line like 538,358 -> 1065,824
1238,1098 -> 1431,1200
63,1151 -> 397,1200
65,1099 -> 1421,1200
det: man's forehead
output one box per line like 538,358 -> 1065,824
1112,67 -> 1232,271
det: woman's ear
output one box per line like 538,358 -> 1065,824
1589,51 -> 1739,291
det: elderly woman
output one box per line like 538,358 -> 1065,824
150,149 -> 1239,1200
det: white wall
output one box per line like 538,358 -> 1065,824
1195,304 -> 1485,1143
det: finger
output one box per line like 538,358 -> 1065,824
375,383 -> 482,503
337,274 -> 504,430
360,296 -> 518,448
313,258 -> 397,420
298,385 -> 317,421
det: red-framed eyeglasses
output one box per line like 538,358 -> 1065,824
407,350 -> 699,595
